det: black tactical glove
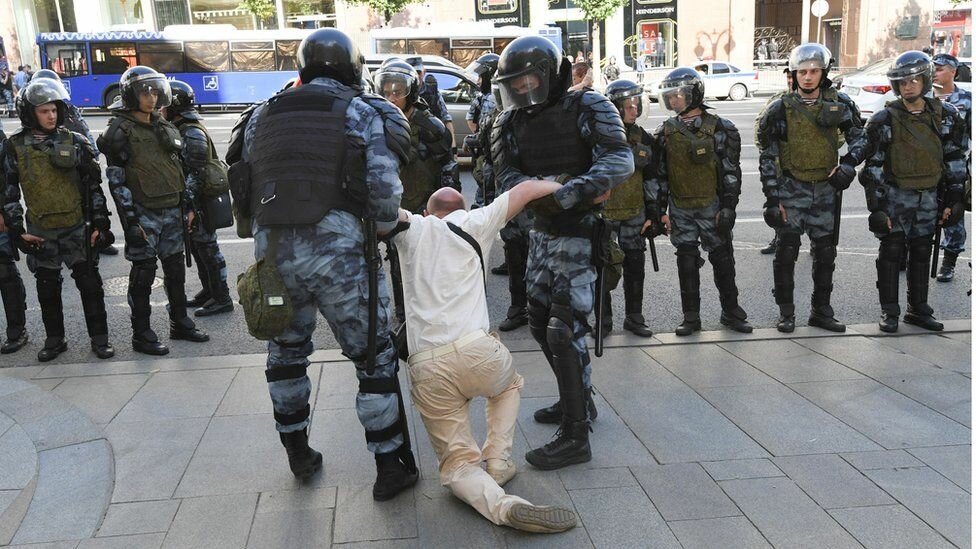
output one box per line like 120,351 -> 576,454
828,163 -> 857,191
868,210 -> 891,235
763,200 -> 786,229
716,208 -> 736,234
526,194 -> 564,217
945,202 -> 966,227
124,223 -> 147,247
95,228 -> 116,251
462,134 -> 479,156
11,233 -> 41,256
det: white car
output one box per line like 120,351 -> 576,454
645,61 -> 759,102
839,57 -> 971,121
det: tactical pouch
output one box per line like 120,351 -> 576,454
50,140 -> 79,169
816,101 -> 846,127
237,229 -> 293,340
228,160 -> 253,238
201,158 -> 230,196
688,137 -> 714,166
201,190 -> 234,233
157,122 -> 184,153
605,239 -> 624,291
633,143 -> 652,169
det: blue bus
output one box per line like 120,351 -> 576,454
37,27 -> 312,108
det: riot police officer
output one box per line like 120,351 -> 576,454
860,51 -> 967,332
1,79 -> 114,361
237,29 -> 418,500
464,53 -> 499,209
405,56 -> 460,191
601,79 -> 654,338
648,68 -> 752,336
161,81 -> 233,317
493,36 -> 633,470
97,66 -> 209,355
756,43 -> 868,333
0,128 -> 29,354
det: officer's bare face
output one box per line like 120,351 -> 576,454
34,103 -> 58,131
138,89 -> 158,113
934,64 -> 956,88
622,97 -> 640,124
898,76 -> 923,100
796,67 -> 822,91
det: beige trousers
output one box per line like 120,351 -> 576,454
407,331 -> 528,525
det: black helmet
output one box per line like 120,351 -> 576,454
496,36 -> 567,110
466,53 -> 500,94
18,79 -> 68,130
788,43 -> 833,90
658,67 -> 704,115
605,78 -> 643,118
297,28 -> 364,87
405,56 -> 424,74
887,50 -> 933,97
119,66 -> 172,111
374,60 -> 419,106
31,69 -> 62,83
169,80 -> 195,111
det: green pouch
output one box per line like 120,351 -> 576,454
201,157 -> 230,196
604,239 -> 625,292
50,142 -> 79,169
237,229 -> 293,340
816,101 -> 847,127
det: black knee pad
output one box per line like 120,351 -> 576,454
811,236 -> 836,263
879,233 -> 907,261
129,258 -> 157,295
161,253 -> 186,283
708,244 -> 732,265
70,263 -> 104,297
775,232 -> 801,262
546,311 -> 574,351
34,268 -> 62,302
908,236 -> 932,262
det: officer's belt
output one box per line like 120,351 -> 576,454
407,330 -> 488,366
533,211 -> 595,237
782,170 -> 828,184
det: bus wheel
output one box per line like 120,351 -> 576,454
104,87 -> 121,109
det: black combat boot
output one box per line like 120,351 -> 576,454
499,237 -> 528,331
776,304 -> 796,333
130,260 -> 169,355
373,449 -> 419,501
877,235 -> 903,333
525,420 -> 591,471
904,238 -> 943,331
187,289 -> 211,308
35,270 -> 66,362
0,261 -> 28,354
760,234 -> 778,255
193,244 -> 233,317
72,264 -> 114,359
490,261 -> 508,275
808,238 -> 845,332
774,233 -> 800,333
622,250 -> 653,337
675,247 -> 702,336
534,388 -> 598,424
162,254 -> 210,342
710,245 -> 753,333
936,250 -> 958,283
279,429 -> 322,479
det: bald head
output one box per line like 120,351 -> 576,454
426,187 -> 466,218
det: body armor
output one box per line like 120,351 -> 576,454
514,95 -> 592,179
780,91 -> 841,182
112,113 -> 184,209
886,100 -> 944,191
249,85 -> 365,225
12,129 -> 83,230
603,124 -> 649,221
399,117 -> 441,213
665,113 -> 719,210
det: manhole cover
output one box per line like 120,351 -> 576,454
103,276 -> 164,297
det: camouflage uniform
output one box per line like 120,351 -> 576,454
937,87 -> 971,257
0,126 -> 29,352
860,96 -> 968,328
242,76 -> 410,455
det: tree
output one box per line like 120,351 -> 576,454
239,0 -> 276,29
574,0 -> 628,88
343,0 -> 421,23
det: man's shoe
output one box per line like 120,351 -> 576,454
879,311 -> 899,333
170,319 -> 210,342
534,390 -> 597,424
486,458 -> 517,487
675,317 -> 701,336
187,289 -> 211,308
0,330 -> 28,354
194,298 -> 233,317
90,335 -> 115,359
623,314 -> 653,337
809,310 -> 846,333
133,330 -> 169,355
524,421 -> 591,471
98,244 -> 119,256
760,236 -> 778,255
37,337 -> 67,362
490,261 -> 508,275
776,304 -> 795,333
373,451 -> 418,501
279,429 -> 322,479
506,503 -> 578,534
498,310 -> 528,332
904,310 -> 944,332
720,309 -> 753,333
936,251 -> 958,283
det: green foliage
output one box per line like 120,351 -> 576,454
343,0 -> 420,18
573,0 -> 629,21
239,0 -> 276,20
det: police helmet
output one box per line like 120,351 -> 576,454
605,78 -> 643,119
405,56 -> 425,75
496,36 -> 567,111
297,28 -> 364,87
788,43 -> 832,90
887,50 -> 933,97
466,53 -> 500,94
119,66 -> 172,111
169,80 -> 195,112
657,67 -> 705,114
18,79 -> 69,130
374,60 -> 419,106
28,69 -> 70,101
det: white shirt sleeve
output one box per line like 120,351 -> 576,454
391,212 -> 425,252
461,192 -> 511,249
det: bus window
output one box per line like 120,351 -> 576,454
231,41 -> 275,72
275,40 -> 299,71
92,42 -> 136,74
376,39 -> 408,54
185,41 -> 231,72
408,39 -> 450,59
45,43 -> 87,76
137,42 -> 184,74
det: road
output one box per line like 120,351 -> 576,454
0,98 -> 970,366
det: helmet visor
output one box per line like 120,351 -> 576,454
615,95 -> 643,119
23,80 -> 69,106
658,83 -> 695,113
375,72 -> 414,100
496,68 -> 549,110
132,76 -> 172,108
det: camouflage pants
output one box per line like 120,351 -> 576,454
526,230 -> 596,389
608,212 -> 647,252
190,223 -> 227,286
941,219 -> 967,254
881,186 -> 938,240
668,198 -> 726,253
253,211 -> 403,454
125,204 -> 185,262
24,222 -> 92,272
776,177 -> 836,241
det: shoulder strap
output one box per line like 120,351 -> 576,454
665,117 -> 706,142
782,93 -> 839,144
446,222 -> 486,289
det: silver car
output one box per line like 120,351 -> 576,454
645,61 -> 759,102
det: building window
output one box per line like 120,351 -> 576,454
35,0 -> 78,33
155,0 -> 192,27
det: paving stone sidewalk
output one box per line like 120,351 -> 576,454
0,321 -> 970,549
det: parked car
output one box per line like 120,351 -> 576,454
837,57 -> 971,121
644,61 -> 758,102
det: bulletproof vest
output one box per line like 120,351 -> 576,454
178,120 -> 230,196
780,92 -> 842,182
111,112 -> 184,209
12,129 -> 83,230
515,96 -> 592,179
249,85 -> 364,225
603,124 -> 649,221
886,99 -> 944,191
664,113 -> 719,210
399,108 -> 442,213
